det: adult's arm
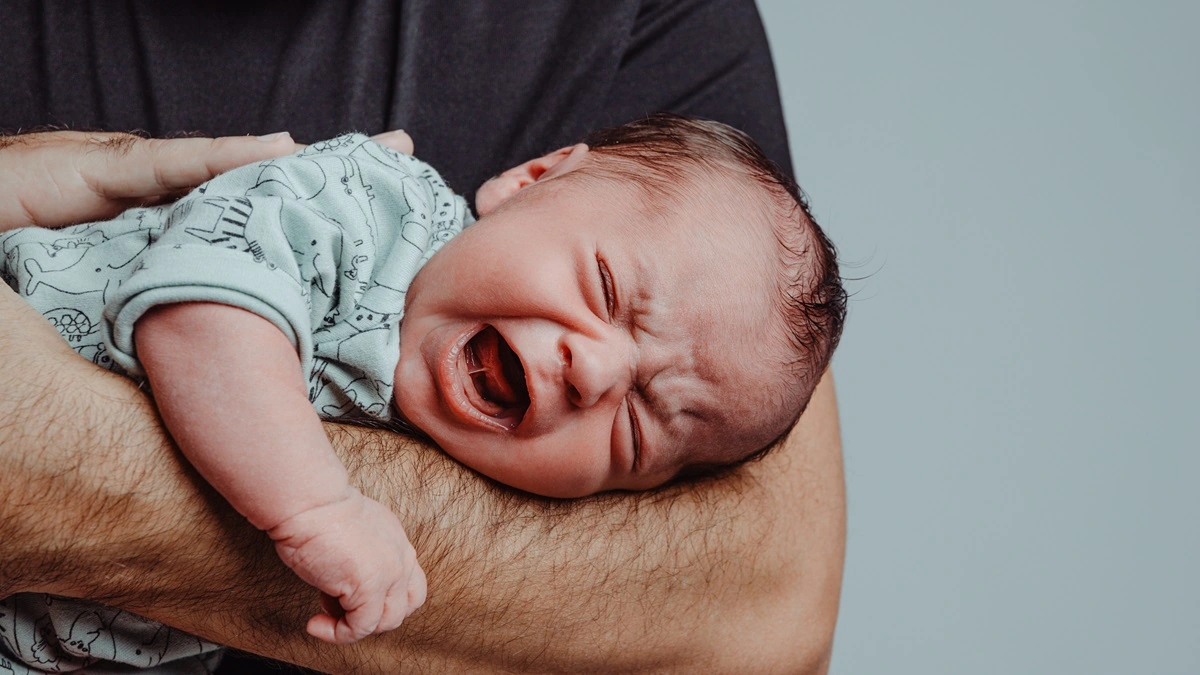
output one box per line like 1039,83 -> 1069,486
0,271 -> 842,674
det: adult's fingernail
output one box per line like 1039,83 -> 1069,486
256,131 -> 292,142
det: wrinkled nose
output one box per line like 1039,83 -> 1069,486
559,329 -> 632,408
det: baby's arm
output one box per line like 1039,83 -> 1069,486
133,301 -> 427,644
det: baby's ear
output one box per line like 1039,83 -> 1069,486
475,144 -> 589,215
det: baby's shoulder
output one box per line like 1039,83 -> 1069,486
300,134 -> 448,187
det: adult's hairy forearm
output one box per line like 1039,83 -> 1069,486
357,373 -> 843,673
0,291 -> 843,673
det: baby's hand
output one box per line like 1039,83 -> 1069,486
268,488 -> 427,644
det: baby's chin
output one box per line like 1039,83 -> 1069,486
494,477 -> 606,500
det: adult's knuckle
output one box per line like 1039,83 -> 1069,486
96,132 -> 142,157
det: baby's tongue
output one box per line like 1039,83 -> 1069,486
472,327 -> 522,406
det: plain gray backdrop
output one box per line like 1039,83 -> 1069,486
756,1 -> 1199,672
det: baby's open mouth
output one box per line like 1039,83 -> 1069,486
463,325 -> 529,427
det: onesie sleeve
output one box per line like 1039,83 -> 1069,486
102,193 -> 322,377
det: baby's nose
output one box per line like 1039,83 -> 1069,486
559,330 -> 632,408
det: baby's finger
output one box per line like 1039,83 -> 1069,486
376,578 -> 414,633
333,616 -> 371,645
81,132 -> 295,199
376,598 -> 406,634
370,129 -> 414,155
318,591 -> 345,621
336,595 -> 383,644
408,563 -> 428,613
306,592 -> 357,644
306,612 -> 340,645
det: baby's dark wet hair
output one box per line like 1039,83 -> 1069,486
573,113 -> 847,475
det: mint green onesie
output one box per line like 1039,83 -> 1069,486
0,134 -> 470,673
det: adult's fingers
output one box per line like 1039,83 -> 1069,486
81,132 -> 296,199
370,130 -> 414,155
0,130 -> 300,230
240,129 -> 412,160
0,129 -> 411,232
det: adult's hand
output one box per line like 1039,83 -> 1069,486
0,129 -> 415,231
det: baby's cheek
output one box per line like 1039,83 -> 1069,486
507,441 -> 611,498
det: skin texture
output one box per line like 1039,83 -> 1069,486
0,132 -> 845,673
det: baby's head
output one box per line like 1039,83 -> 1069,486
395,113 -> 846,497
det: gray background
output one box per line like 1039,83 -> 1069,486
756,1 -> 1199,672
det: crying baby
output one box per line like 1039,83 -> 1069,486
1,113 -> 845,645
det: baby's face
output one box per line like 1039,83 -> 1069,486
395,166 -> 794,497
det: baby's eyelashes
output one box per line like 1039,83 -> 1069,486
597,255 -> 617,318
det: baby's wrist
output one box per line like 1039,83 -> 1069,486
264,484 -> 363,541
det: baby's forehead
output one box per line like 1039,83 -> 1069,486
609,181 -> 782,261
566,157 -> 781,232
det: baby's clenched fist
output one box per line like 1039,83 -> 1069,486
268,488 -> 427,644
